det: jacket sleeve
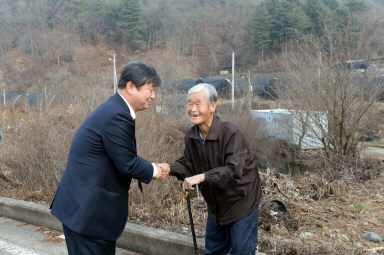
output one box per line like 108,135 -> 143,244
203,129 -> 249,188
170,138 -> 194,181
102,113 -> 153,184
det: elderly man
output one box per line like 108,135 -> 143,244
170,83 -> 262,255
51,62 -> 169,255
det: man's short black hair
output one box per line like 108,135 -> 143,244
118,62 -> 161,90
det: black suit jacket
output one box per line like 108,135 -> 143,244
51,93 -> 153,241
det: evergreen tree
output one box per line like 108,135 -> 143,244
320,0 -> 347,31
250,3 -> 272,52
89,0 -> 104,25
280,0 -> 309,42
73,0 -> 90,23
265,0 -> 285,46
322,0 -> 339,10
104,3 -> 120,39
246,0 -> 309,54
304,0 -> 329,37
345,0 -> 368,16
72,0 -> 105,42
333,7 -> 349,30
344,0 -> 368,42
116,0 -> 144,49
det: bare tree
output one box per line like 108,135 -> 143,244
277,29 -> 384,157
356,13 -> 384,58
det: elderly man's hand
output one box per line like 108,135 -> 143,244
182,174 -> 205,191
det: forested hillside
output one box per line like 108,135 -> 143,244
0,0 -> 383,93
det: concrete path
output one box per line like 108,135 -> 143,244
0,197 -> 267,255
0,216 -> 137,255
0,197 -> 205,255
364,146 -> 384,154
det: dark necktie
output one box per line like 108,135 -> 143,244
134,119 -> 143,193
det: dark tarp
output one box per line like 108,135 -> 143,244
1,94 -> 47,106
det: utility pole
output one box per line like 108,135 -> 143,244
248,70 -> 252,111
232,52 -> 235,111
113,51 -> 117,94
44,85 -> 47,106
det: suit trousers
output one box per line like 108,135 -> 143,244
63,224 -> 116,255
205,204 -> 259,255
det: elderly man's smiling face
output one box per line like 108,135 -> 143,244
187,90 -> 216,126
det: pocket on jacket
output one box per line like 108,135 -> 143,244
89,186 -> 128,223
55,186 -> 80,218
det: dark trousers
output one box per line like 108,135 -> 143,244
63,224 -> 116,255
205,205 -> 259,255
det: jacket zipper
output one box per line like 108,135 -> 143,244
201,140 -> 220,225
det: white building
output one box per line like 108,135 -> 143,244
251,109 -> 328,149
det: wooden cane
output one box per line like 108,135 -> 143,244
185,191 -> 199,255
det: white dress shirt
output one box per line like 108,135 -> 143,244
118,91 -> 158,178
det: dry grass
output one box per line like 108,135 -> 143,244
257,164 -> 384,254
363,102 -> 384,139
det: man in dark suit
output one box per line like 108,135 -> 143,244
50,62 -> 169,255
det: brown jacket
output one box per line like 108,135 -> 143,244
170,115 -> 262,226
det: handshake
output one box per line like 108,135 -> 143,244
153,163 -> 206,191
153,163 -> 170,180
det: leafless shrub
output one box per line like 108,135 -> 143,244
0,106 -> 83,193
0,84 -> 112,194
277,30 -> 384,158
219,107 -> 280,168
355,13 -> 384,58
362,102 -> 384,138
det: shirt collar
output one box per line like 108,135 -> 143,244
199,129 -> 206,144
118,91 -> 136,120
190,115 -> 220,141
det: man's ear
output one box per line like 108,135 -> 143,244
125,81 -> 136,94
210,102 -> 217,113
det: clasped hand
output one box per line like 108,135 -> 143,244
154,163 -> 170,180
152,164 -> 206,192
